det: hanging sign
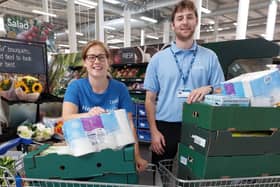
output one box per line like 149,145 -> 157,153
0,38 -> 47,74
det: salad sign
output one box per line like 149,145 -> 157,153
0,39 -> 47,74
4,15 -> 56,52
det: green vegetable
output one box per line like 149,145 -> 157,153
0,156 -> 16,185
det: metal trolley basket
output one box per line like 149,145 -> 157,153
158,159 -> 280,187
1,161 -> 162,187
0,145 -> 162,187
0,152 -> 162,187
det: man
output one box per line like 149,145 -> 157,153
143,0 -> 225,164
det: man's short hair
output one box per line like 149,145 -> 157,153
171,0 -> 198,22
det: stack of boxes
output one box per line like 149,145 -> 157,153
178,102 -> 280,179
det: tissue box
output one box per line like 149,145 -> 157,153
221,69 -> 280,97
177,143 -> 280,179
24,144 -> 137,184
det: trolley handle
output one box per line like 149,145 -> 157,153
0,138 -> 32,155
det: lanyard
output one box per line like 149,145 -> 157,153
170,45 -> 198,86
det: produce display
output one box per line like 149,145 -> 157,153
112,67 -> 145,79
127,82 -> 144,91
48,53 -> 84,98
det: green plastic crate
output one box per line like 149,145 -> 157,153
24,144 -> 137,183
178,143 -> 280,179
181,122 -> 280,156
182,103 -> 280,130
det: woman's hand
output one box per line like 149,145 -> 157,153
88,106 -> 106,116
135,155 -> 148,172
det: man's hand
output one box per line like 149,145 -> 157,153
187,86 -> 212,104
150,128 -> 166,155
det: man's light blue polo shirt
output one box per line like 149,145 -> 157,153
143,41 -> 225,122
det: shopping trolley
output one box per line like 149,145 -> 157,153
158,159 -> 280,187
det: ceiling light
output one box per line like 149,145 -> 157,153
58,44 -> 70,48
109,46 -> 120,49
107,39 -> 124,44
104,25 -> 116,30
75,31 -> 84,36
146,34 -> 159,40
65,0 -> 97,9
65,30 -> 84,36
75,0 -> 97,8
107,35 -> 115,39
32,10 -> 57,17
54,32 -> 65,37
208,20 -> 215,25
78,40 -> 88,44
104,0 -> 120,4
140,16 -> 158,23
201,7 -> 211,14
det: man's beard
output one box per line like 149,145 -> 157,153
175,29 -> 195,41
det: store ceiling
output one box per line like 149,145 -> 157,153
0,0 -> 279,50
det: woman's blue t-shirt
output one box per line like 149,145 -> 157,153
64,78 -> 133,113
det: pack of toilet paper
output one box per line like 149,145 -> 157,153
221,69 -> 280,98
63,109 -> 135,156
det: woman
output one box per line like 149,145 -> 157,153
62,40 -> 148,172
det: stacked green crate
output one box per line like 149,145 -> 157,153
179,102 -> 280,179
24,144 -> 138,184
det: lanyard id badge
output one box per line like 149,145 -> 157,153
170,45 -> 198,98
177,89 -> 190,98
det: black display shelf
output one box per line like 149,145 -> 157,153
111,62 -> 148,68
129,90 -> 145,94
0,127 -> 17,143
116,78 -> 144,82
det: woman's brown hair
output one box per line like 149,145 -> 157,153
81,40 -> 112,65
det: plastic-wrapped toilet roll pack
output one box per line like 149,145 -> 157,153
62,109 -> 135,156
